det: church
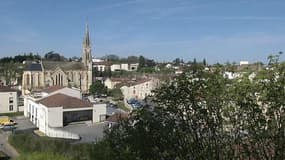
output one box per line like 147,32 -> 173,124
22,24 -> 93,95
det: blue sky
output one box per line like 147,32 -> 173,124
0,0 -> 285,63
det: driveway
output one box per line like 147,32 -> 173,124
13,116 -> 36,132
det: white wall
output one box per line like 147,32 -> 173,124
121,78 -> 160,101
93,103 -> 107,123
121,64 -> 129,71
47,107 -> 63,127
94,64 -> 106,72
110,64 -> 121,71
129,63 -> 139,71
0,92 -> 18,113
46,126 -> 80,139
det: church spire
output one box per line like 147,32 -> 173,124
82,22 -> 92,67
84,23 -> 90,48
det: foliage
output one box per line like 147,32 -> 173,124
0,62 -> 24,85
116,101 -> 131,112
44,51 -> 66,61
109,88 -> 123,100
9,133 -> 113,160
104,54 -> 285,159
172,57 -> 184,65
89,80 -> 108,96
0,53 -> 41,63
15,152 -> 68,160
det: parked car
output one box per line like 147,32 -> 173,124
0,116 -> 16,126
1,125 -> 16,131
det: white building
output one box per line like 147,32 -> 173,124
110,64 -> 121,72
129,63 -> 139,71
121,63 -> 129,71
104,78 -> 126,89
120,78 -> 160,101
24,86 -> 107,139
0,87 -> 18,113
240,61 -> 249,65
93,62 -> 109,72
110,63 -> 139,72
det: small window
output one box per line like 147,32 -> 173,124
9,97 -> 13,103
9,105 -> 13,111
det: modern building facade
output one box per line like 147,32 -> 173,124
24,86 -> 107,139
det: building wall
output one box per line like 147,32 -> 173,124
0,91 -> 18,113
93,64 -> 106,72
121,78 -> 160,101
121,64 -> 129,71
129,63 -> 139,71
23,69 -> 91,95
110,64 -> 121,71
93,103 -> 107,123
104,78 -> 121,89
48,107 -> 63,127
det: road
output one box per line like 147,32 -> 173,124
0,130 -> 19,159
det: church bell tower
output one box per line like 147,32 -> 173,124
82,22 -> 93,93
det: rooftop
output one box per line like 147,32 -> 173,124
42,61 -> 86,71
26,63 -> 43,71
37,93 -> 92,109
0,86 -> 18,92
41,86 -> 64,93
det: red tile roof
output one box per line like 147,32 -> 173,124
37,93 -> 92,109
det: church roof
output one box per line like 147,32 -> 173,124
41,86 -> 65,93
37,93 -> 92,109
26,63 -> 43,71
42,61 -> 86,71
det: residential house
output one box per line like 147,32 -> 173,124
120,77 -> 160,102
0,87 -> 18,113
104,77 -> 126,89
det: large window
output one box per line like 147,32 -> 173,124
63,110 -> 92,125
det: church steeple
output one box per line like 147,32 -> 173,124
82,22 -> 92,67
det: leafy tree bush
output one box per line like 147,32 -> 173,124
89,80 -> 108,96
104,54 -> 285,159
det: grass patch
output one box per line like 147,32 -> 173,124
8,133 -> 112,160
0,112 -> 24,117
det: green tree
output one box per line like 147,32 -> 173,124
138,55 -> 145,70
104,53 -> 285,159
89,80 -> 107,96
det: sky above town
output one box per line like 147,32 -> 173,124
0,0 -> 285,63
